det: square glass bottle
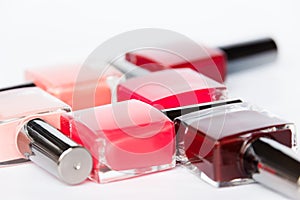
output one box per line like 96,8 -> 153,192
0,87 -> 92,184
25,64 -> 122,110
176,101 -> 295,185
175,100 -> 300,199
126,38 -> 277,82
112,59 -> 227,110
61,99 -> 176,183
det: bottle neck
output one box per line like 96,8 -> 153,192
243,137 -> 300,199
111,58 -> 150,79
161,99 -> 242,121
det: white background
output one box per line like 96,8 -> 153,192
0,0 -> 300,199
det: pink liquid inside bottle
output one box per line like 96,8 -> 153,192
0,87 -> 93,185
0,87 -> 71,163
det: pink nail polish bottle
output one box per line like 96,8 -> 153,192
112,59 -> 227,110
175,99 -> 300,199
25,64 -> 122,110
60,99 -> 176,183
0,87 -> 92,185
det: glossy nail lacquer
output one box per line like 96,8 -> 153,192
25,64 -> 122,110
0,87 -> 92,185
175,100 -> 300,199
126,38 -> 277,82
60,99 -> 175,183
112,59 -> 227,110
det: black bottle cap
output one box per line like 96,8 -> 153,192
219,37 -> 277,61
219,38 -> 278,74
0,82 -> 36,92
161,99 -> 242,121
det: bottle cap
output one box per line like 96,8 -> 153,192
17,119 -> 93,185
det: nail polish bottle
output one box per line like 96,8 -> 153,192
25,64 -> 122,110
112,58 -> 227,110
60,99 -> 176,183
0,87 -> 92,185
125,38 -> 277,82
175,100 -> 300,199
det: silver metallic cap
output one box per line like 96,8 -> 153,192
57,147 -> 93,185
17,119 -> 93,185
244,137 -> 300,200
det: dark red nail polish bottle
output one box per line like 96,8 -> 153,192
175,100 -> 300,199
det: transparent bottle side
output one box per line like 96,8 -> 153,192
0,87 -> 71,166
60,100 -> 176,183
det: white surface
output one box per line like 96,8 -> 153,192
0,0 -> 299,199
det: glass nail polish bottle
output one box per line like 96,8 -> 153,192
60,99 -> 176,183
126,38 -> 277,82
0,87 -> 92,185
25,64 -> 122,110
175,100 -> 300,199
111,58 -> 227,110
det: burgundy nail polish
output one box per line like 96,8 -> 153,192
175,100 -> 300,199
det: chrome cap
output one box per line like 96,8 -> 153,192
17,119 -> 93,185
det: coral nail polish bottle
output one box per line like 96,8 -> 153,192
175,99 -> 300,199
112,59 -> 227,110
0,87 -> 92,185
60,99 -> 176,183
126,38 -> 277,82
25,64 -> 122,110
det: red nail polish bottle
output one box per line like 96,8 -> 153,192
126,38 -> 277,82
60,100 -> 176,183
175,100 -> 300,199
113,59 -> 227,110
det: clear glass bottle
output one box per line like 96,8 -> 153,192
25,64 -> 122,110
175,100 -> 300,199
112,58 -> 227,110
61,99 -> 176,183
126,38 -> 277,82
0,87 -> 92,185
